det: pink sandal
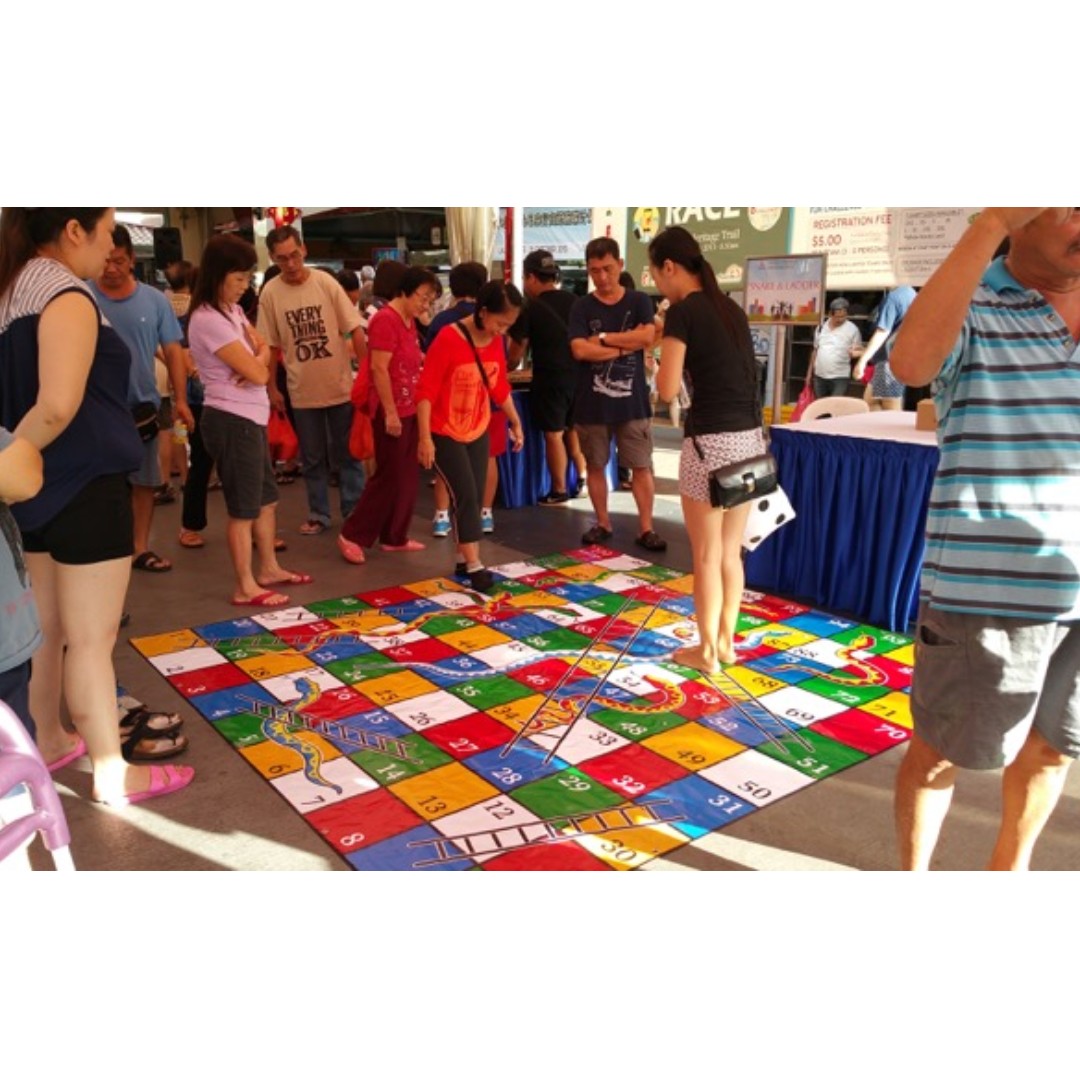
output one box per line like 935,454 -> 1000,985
95,763 -> 195,808
381,539 -> 425,552
337,534 -> 365,564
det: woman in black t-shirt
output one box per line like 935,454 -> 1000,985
649,226 -> 766,675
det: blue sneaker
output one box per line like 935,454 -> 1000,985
432,513 -> 450,538
481,509 -> 494,534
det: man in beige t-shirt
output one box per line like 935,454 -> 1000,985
257,226 -> 366,534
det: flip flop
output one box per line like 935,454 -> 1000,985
258,571 -> 314,586
178,530 -> 205,548
95,763 -> 195,808
133,550 -> 172,572
635,530 -> 668,553
231,591 -> 290,607
46,736 -> 87,774
121,712 -> 189,762
118,705 -> 183,740
337,534 -> 364,564
381,539 -> 425,552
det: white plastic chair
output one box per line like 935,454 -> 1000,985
0,701 -> 75,870
798,396 -> 870,421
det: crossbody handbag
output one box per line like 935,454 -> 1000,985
131,400 -> 160,443
689,399 -> 778,510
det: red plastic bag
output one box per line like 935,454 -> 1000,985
348,360 -> 375,461
790,384 -> 815,422
860,364 -> 875,385
267,409 -> 299,462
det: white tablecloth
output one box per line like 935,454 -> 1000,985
784,410 -> 939,447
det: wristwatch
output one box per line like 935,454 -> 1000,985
599,332 -> 607,346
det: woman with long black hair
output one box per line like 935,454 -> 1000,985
648,226 -> 766,674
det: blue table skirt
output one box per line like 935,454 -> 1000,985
745,426 -> 939,632
497,388 -> 619,509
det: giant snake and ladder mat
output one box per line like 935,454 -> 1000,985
131,546 -> 914,870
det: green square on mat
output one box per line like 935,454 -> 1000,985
447,674 -> 535,710
420,614 -> 484,637
798,677 -> 891,709
353,735 -> 452,785
217,634 -> 292,661
531,553 -> 578,570
758,728 -> 867,779
513,768 -> 627,819
520,627 -> 598,653
214,712 -> 266,747
324,652 -> 400,685
306,596 -> 374,618
591,707 -> 690,741
832,626 -> 914,653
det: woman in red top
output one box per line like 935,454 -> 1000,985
417,281 -> 524,592
337,266 -> 439,563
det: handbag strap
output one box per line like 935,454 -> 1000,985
457,322 -> 496,403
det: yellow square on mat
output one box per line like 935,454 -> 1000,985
330,611 -> 403,634
861,691 -> 913,729
721,666 -> 787,698
392,762 -> 499,820
131,629 -> 205,657
748,623 -> 818,651
487,693 -> 547,728
359,670 -> 439,708
644,722 -> 746,771
439,625 -> 514,653
884,643 -> 915,666
240,731 -> 342,780
405,576 -> 467,598
665,574 -> 695,595
233,650 -> 313,680
576,820 -> 689,869
556,562 -> 610,582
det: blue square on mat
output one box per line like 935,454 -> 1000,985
648,774 -> 756,838
194,683 -> 278,721
347,823 -> 476,871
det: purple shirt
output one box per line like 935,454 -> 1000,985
188,303 -> 269,425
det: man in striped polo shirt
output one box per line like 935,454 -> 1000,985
890,207 -> 1080,870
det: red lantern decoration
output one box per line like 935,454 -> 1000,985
267,207 -> 300,228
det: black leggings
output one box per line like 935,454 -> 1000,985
433,432 -> 489,545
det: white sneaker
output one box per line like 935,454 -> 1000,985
432,513 -> 450,538
481,509 -> 494,534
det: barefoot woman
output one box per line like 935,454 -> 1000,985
649,226 -> 766,673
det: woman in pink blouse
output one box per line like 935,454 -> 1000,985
188,236 -> 312,606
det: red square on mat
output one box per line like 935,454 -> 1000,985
507,656 -> 575,693
423,712 -> 518,760
167,663 -> 249,698
482,842 -> 612,871
580,742 -> 688,799
384,636 -> 462,665
306,787 -> 421,853
301,686 -> 373,722
357,585 -> 426,609
810,710 -> 910,756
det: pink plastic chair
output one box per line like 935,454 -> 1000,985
0,700 -> 75,870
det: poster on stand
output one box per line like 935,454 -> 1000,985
789,207 -> 981,289
624,207 -> 790,291
744,254 -> 827,324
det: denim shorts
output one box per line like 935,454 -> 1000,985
911,604 -> 1080,769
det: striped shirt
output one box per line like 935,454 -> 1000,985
921,258 -> 1080,620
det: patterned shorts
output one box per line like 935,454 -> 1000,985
679,429 -> 768,504
870,361 -> 905,399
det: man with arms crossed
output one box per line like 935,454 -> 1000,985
569,238 -> 665,552
891,207 -> 1080,870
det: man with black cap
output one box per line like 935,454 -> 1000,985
508,250 -> 587,504
806,297 -> 864,399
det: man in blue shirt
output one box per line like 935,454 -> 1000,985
90,226 -> 190,573
891,207 -> 1080,871
569,238 -> 664,552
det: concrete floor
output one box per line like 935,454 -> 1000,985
24,423 -> 1080,871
